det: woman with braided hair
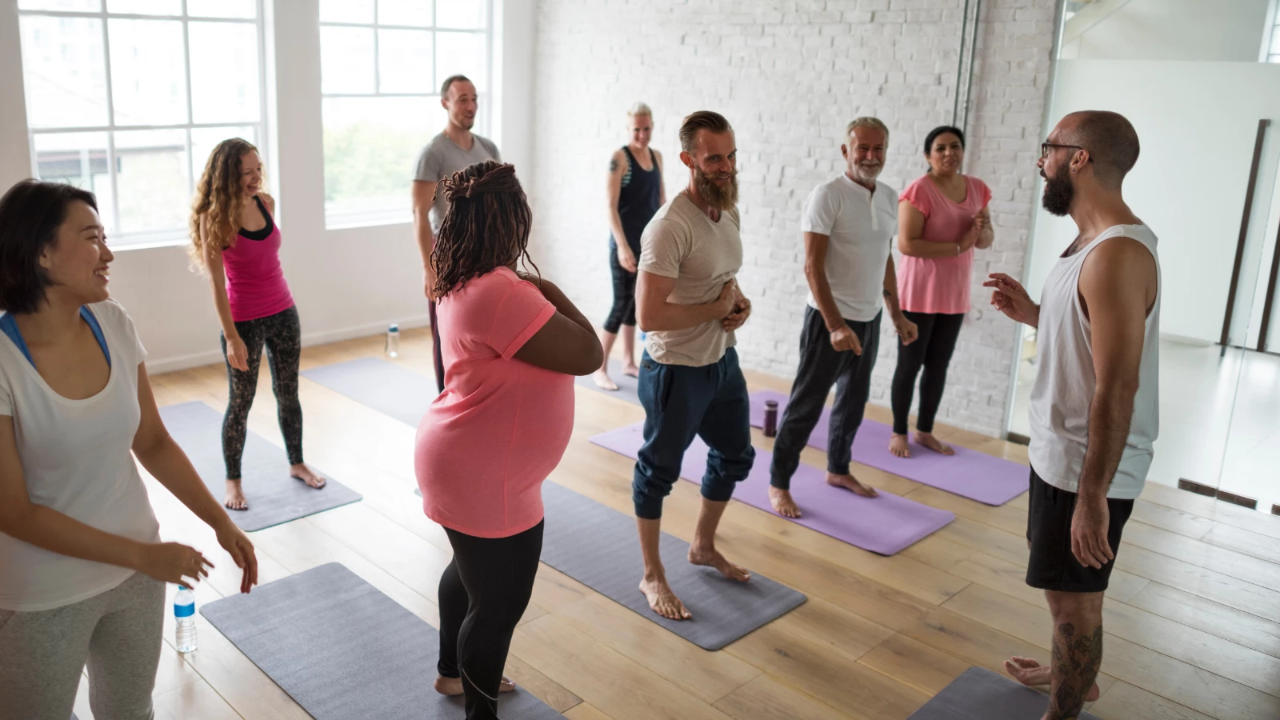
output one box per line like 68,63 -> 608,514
415,161 -> 601,719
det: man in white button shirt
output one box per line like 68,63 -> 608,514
768,117 -> 919,518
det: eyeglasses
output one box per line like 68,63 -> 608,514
1041,142 -> 1085,159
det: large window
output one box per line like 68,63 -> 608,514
17,0 -> 266,247
319,0 -> 490,228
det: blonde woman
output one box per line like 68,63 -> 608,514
190,138 -> 326,511
594,102 -> 666,391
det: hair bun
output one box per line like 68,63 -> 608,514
441,162 -> 517,202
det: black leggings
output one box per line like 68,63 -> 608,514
603,244 -> 637,334
437,520 -> 544,720
891,310 -> 964,435
220,306 -> 304,479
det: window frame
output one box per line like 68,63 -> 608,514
17,0 -> 270,249
319,0 -> 493,229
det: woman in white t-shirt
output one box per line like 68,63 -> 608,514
0,180 -> 258,720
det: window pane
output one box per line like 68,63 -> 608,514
108,19 -> 188,125
191,126 -> 257,185
32,132 -> 116,231
377,0 -> 430,26
320,26 -> 375,94
18,0 -> 100,9
436,0 -> 484,29
436,31 -> 484,91
378,29 -> 431,93
319,0 -> 372,23
114,129 -> 190,234
1271,27 -> 1280,56
106,0 -> 181,15
187,0 -> 255,18
189,22 -> 260,124
19,16 -> 110,129
323,96 -> 442,224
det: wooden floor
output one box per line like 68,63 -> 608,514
73,328 -> 1280,720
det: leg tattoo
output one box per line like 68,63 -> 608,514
1049,622 -> 1103,719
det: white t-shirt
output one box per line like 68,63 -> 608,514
801,174 -> 899,322
0,300 -> 160,611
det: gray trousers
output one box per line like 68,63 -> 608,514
0,571 -> 164,720
770,306 -> 881,489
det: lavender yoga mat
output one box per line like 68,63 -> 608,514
750,389 -> 1028,506
590,424 -> 954,556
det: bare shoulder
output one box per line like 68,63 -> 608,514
609,148 -> 626,173
259,193 -> 275,212
1080,236 -> 1157,304
653,148 -> 664,165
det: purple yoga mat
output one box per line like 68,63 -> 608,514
750,389 -> 1029,506
589,424 -> 954,556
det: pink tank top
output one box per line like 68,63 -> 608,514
221,196 -> 294,322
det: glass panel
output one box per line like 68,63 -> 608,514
319,0 -> 373,24
32,132 -> 116,231
320,26 -> 375,94
189,21 -> 260,124
377,0 -> 430,27
435,31 -> 484,91
18,0 -> 100,10
106,0 -> 181,15
1271,27 -> 1280,56
191,126 -> 257,187
323,96 -> 441,225
436,0 -> 484,29
186,0 -> 256,18
19,16 -> 110,129
378,29 -> 431,93
113,129 -> 190,234
108,18 -> 188,125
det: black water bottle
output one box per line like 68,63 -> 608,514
763,400 -> 779,437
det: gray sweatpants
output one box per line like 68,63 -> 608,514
0,571 -> 164,720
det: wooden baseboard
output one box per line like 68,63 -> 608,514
1216,490 -> 1258,510
1177,479 -> 1260,510
1178,478 -> 1217,497
1005,432 -> 1030,446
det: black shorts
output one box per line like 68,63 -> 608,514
1025,467 -> 1135,593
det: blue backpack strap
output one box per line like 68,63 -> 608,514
0,313 -> 34,367
79,306 -> 111,368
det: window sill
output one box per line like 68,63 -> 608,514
324,211 -> 413,231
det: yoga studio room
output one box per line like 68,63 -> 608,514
4,0 -> 1280,718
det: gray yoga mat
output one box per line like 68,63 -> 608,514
572,358 -> 641,405
160,402 -> 361,532
200,563 -> 563,719
540,482 -> 806,650
301,357 -> 438,427
910,667 -> 1100,720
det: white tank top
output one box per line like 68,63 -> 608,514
1028,224 -> 1160,500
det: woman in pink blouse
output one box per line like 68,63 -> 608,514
891,126 -> 995,458
415,161 -> 601,720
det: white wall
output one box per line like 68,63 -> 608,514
527,0 -> 1058,437
1025,60 -> 1280,345
1062,0 -> 1272,62
0,0 -> 537,373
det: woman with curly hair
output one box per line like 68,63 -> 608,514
415,160 -> 600,719
190,138 -> 325,511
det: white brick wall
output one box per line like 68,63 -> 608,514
527,0 -> 1057,438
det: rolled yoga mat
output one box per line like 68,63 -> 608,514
200,563 -> 564,719
750,389 -> 1029,506
572,358 -> 641,405
540,482 -> 806,651
159,402 -> 361,532
590,424 -> 954,556
301,357 -> 438,427
908,666 -> 1100,720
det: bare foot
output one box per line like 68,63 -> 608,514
621,363 -> 640,378
1004,656 -> 1099,702
433,675 -> 517,696
914,431 -> 955,456
639,574 -> 691,620
224,479 -> 248,511
889,433 -> 912,458
688,546 -> 751,582
768,487 -> 802,518
290,463 -> 327,489
592,370 -> 619,391
826,473 -> 878,498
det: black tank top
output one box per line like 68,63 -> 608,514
613,146 -> 661,255
238,195 -> 274,241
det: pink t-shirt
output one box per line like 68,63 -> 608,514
897,174 -> 992,315
414,267 -> 574,538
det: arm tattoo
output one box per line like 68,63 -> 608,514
1048,622 -> 1103,720
609,158 -> 619,172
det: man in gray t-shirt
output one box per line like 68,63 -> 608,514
411,74 -> 501,391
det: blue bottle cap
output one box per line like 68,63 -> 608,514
389,323 -> 399,332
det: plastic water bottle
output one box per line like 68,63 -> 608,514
386,323 -> 400,358
174,585 -> 197,653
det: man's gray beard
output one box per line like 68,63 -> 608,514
851,164 -> 883,184
694,169 -> 739,211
